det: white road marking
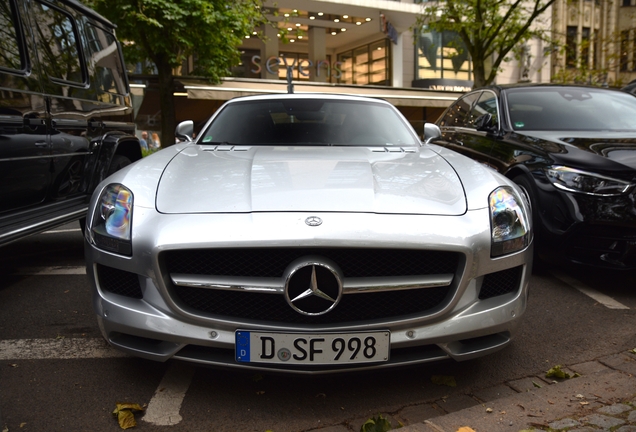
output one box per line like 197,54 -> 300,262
42,228 -> 82,234
0,338 -> 128,360
551,271 -> 630,310
12,266 -> 86,275
143,362 -> 195,426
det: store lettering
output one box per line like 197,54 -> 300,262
251,55 -> 343,79
429,85 -> 473,92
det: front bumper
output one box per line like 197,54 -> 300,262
86,210 -> 532,374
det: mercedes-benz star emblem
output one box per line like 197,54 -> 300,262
305,216 -> 322,227
285,260 -> 342,316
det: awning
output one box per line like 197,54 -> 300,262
183,78 -> 460,108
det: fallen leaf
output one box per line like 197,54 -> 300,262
431,375 -> 457,387
9,364 -> 18,368
486,408 -> 493,413
575,394 -> 585,399
548,400 -> 554,404
456,428 -> 476,432
532,381 -> 542,388
360,414 -> 392,432
112,402 -> 144,430
580,401 -> 589,406
19,423 -> 27,428
628,348 -> 636,354
546,365 -> 570,379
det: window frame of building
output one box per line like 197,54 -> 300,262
337,39 -> 391,86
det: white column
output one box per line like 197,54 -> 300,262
392,33 -> 404,88
260,24 -> 279,80
309,27 -> 327,82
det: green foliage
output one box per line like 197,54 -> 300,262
416,0 -> 556,87
360,414 -> 394,432
86,0 -> 266,82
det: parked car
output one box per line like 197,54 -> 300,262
427,84 -> 636,270
0,0 -> 142,245
84,93 -> 533,373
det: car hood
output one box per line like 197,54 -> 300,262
155,145 -> 467,215
517,131 -> 636,171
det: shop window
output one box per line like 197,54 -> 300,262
231,49 -> 260,78
415,28 -> 472,81
337,39 -> 390,86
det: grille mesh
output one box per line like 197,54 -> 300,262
172,285 -> 451,324
97,264 -> 143,299
164,248 -> 459,278
479,266 -> 522,300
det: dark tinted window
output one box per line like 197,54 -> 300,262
85,24 -> 127,95
0,0 -> 24,72
468,91 -> 498,128
506,87 -> 636,131
31,0 -> 84,85
200,99 -> 419,146
439,92 -> 479,127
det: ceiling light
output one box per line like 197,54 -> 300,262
318,12 -> 323,16
341,28 -> 346,32
334,18 -> 339,22
310,16 -> 315,19
296,23 -> 301,26
365,17 -> 371,21
343,15 -> 348,19
284,13 -> 289,17
356,21 -> 361,25
331,31 -> 337,35
298,35 -> 303,39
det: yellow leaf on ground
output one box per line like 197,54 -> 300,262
117,409 -> 137,430
456,427 -> 476,432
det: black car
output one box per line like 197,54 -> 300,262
0,0 -> 142,245
426,84 -> 636,270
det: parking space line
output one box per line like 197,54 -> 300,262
551,271 -> 630,310
0,338 -> 127,360
142,362 -> 195,426
12,266 -> 86,275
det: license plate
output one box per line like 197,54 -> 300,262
235,330 -> 390,365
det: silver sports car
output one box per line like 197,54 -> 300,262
84,94 -> 533,374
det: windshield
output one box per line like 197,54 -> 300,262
198,99 -> 419,146
506,87 -> 636,131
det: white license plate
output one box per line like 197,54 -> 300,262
235,330 -> 390,365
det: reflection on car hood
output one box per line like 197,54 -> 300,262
518,131 -> 636,171
156,145 -> 467,215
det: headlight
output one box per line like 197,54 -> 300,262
489,186 -> 530,257
89,184 -> 133,256
544,166 -> 633,196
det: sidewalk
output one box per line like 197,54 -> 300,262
401,352 -> 636,432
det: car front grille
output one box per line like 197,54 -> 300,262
567,225 -> 636,269
164,248 -> 461,325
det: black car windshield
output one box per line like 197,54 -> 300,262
506,87 -> 636,131
198,99 -> 419,146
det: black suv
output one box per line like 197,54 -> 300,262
0,0 -> 142,245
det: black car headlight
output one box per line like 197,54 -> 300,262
544,166 -> 633,196
88,184 -> 133,256
489,186 -> 530,257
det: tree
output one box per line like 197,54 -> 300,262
88,0 -> 267,146
416,0 -> 556,88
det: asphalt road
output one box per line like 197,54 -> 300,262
0,224 -> 635,432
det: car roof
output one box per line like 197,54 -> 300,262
224,93 -> 394,105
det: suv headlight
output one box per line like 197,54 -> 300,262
544,166 -> 633,196
489,186 -> 530,257
88,184 -> 133,256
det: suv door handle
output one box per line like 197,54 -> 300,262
34,140 -> 48,147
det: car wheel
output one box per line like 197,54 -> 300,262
107,154 -> 131,176
512,174 -> 545,271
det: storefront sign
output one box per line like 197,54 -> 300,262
251,55 -> 343,79
412,79 -> 473,92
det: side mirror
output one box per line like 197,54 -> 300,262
474,113 -> 497,133
175,120 -> 194,142
423,123 -> 442,145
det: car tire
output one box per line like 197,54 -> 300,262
107,154 -> 131,176
512,174 -> 545,272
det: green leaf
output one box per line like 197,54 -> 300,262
360,414 -> 392,432
546,365 -> 570,379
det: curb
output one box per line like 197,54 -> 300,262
399,355 -> 636,432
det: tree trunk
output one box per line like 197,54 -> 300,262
156,58 -> 176,148
472,56 -> 488,89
